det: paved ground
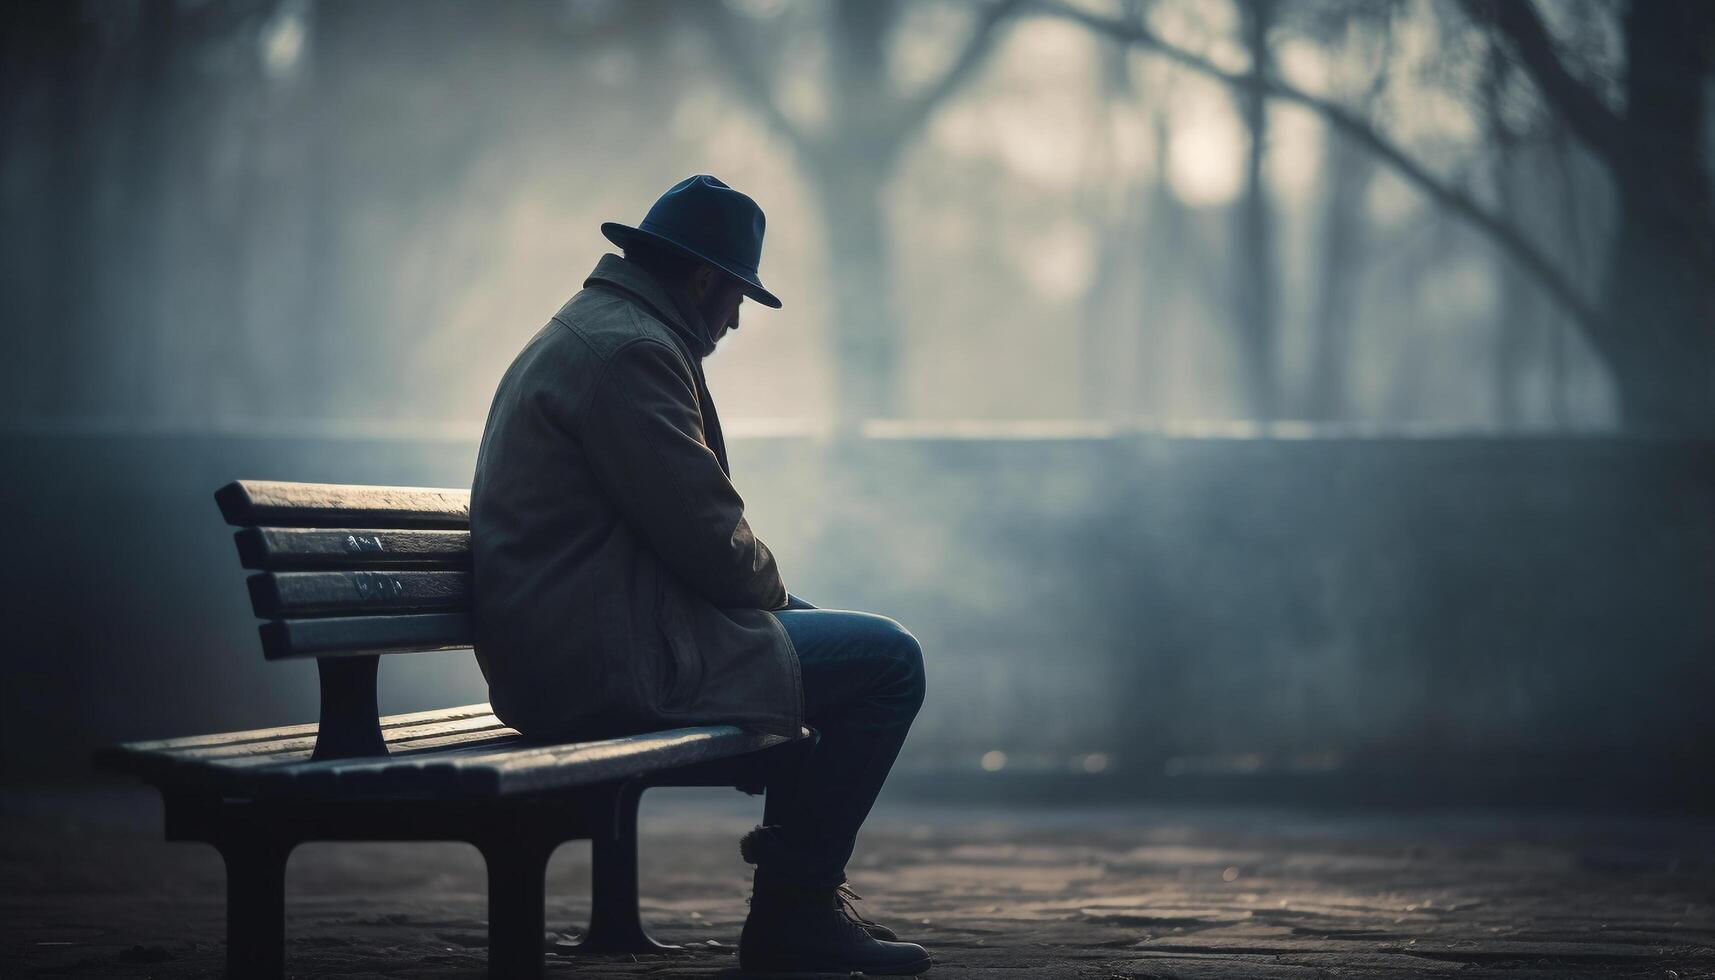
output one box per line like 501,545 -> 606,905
2,782 -> 1712,978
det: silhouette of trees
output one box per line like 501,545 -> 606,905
2,0 -> 1708,433
695,0 -> 1023,423
1231,0 -> 1280,421
1046,0 -> 1714,434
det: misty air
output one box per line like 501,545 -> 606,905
2,1 -> 1711,978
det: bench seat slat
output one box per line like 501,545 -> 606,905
98,703 -> 496,757
259,612 -> 473,659
217,480 -> 469,529
462,728 -> 797,796
249,571 -> 471,618
163,713 -> 511,763
236,527 -> 470,571
266,726 -> 798,798
124,729 -> 526,795
240,734 -> 534,796
104,713 -> 803,800
93,706 -> 511,782
232,728 -> 525,772
208,731 -> 532,795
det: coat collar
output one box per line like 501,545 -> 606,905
584,253 -> 715,359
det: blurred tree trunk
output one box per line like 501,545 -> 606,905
0,3 -> 98,417
1464,0 -> 1715,433
1138,109 -> 1189,418
812,165 -> 901,422
1489,164 -> 1538,430
1079,19 -> 1146,420
1061,0 -> 1715,435
1232,0 -> 1278,421
197,6 -> 269,425
303,0 -> 354,420
1302,32 -> 1391,426
120,0 -> 179,419
1592,0 -> 1715,433
1303,126 -> 1374,422
698,0 -> 1019,423
1481,46 -> 1533,430
816,0 -> 905,421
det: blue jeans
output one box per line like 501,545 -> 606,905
762,603 -> 926,888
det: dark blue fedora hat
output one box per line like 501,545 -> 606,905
601,174 -> 782,309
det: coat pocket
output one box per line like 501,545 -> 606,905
654,581 -> 706,714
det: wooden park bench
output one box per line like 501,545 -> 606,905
95,480 -> 811,980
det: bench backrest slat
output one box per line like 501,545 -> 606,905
236,527 -> 470,570
215,479 -> 480,758
260,612 -> 473,660
247,570 -> 470,618
217,480 -> 470,529
216,479 -> 479,662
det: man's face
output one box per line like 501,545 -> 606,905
694,272 -> 746,347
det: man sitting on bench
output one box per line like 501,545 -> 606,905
469,175 -> 931,976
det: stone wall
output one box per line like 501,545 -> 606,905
4,431 -> 1709,804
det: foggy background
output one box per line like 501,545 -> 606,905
2,0 -> 1712,806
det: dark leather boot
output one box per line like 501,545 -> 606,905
739,871 -> 932,976
836,883 -> 899,942
740,825 -> 901,941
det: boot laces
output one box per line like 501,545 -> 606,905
835,884 -> 884,932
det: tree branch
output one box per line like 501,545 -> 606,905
894,0 -> 1024,139
691,4 -> 821,160
1455,0 -> 1626,163
1030,0 -> 1606,341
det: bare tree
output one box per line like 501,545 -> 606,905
1232,0 -> 1280,420
1460,0 -> 1715,433
1299,3 -> 1394,422
697,0 -> 1022,422
0,2 -> 101,418
1480,38 -> 1541,429
1043,0 -> 1715,434
1077,2 -> 1149,420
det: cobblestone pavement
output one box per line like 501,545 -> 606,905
3,784 -> 1712,978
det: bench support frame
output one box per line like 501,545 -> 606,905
581,777 -> 678,954
153,738 -> 811,980
218,835 -> 291,979
310,655 -> 388,761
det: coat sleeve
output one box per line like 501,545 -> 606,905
580,339 -> 788,610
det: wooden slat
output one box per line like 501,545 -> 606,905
103,715 -> 807,799
257,726 -> 801,799
169,712 -> 509,764
92,703 -> 497,775
235,527 -> 470,571
465,727 -> 798,796
202,728 -> 529,795
116,719 -> 516,787
109,703 -> 494,754
259,612 -> 472,660
116,727 -> 526,795
238,731 -> 531,796
247,570 -> 470,618
216,480 -> 469,529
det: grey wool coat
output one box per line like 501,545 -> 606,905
469,254 -> 802,741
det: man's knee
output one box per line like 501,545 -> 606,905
879,619 -> 926,713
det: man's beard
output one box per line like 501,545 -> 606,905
696,297 -> 736,346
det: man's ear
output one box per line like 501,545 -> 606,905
688,263 -> 718,302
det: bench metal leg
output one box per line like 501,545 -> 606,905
482,838 -> 553,980
574,779 -> 678,954
219,838 -> 292,980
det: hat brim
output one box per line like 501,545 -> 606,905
601,222 -> 783,309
